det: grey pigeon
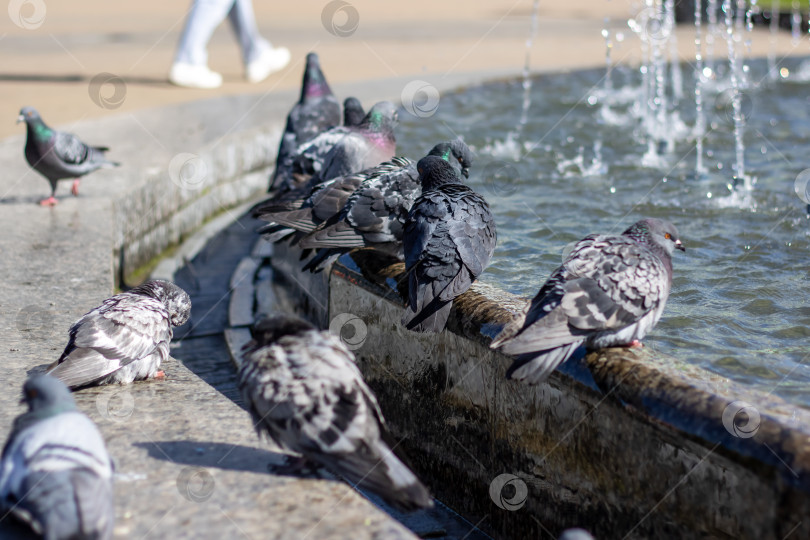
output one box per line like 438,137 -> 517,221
17,106 -> 120,206
342,97 -> 365,127
300,139 -> 475,272
401,155 -> 496,332
239,315 -> 433,511
46,279 -> 191,389
490,218 -> 684,384
269,53 -> 341,192
0,375 -> 114,539
273,101 -> 398,193
558,529 -> 596,540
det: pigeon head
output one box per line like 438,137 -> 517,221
427,138 -> 474,179
249,315 -> 316,348
416,155 -> 463,191
17,106 -> 42,125
624,218 -> 685,256
343,97 -> 365,127
131,279 -> 192,327
21,374 -> 76,414
301,52 -> 333,100
360,101 -> 398,138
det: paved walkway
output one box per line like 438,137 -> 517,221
1,0 -> 806,138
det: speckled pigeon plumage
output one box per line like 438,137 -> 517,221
239,315 -> 433,511
46,279 -> 191,389
18,106 -> 120,206
269,53 -> 341,192
0,375 -> 114,539
300,139 -> 474,272
401,155 -> 496,333
272,101 -> 398,194
491,218 -> 684,384
342,97 -> 365,127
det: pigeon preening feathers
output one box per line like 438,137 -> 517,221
272,101 -> 398,194
490,218 -> 684,384
269,53 -> 341,192
299,139 -> 475,272
401,155 -> 496,333
18,106 -> 120,206
47,279 -> 191,389
239,315 -> 433,511
0,375 -> 114,539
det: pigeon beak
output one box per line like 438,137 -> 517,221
675,239 -> 685,252
461,167 -> 470,179
16,114 -> 24,124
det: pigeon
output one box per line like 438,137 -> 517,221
273,101 -> 398,194
239,314 -> 433,511
17,106 -> 120,206
269,53 -> 341,192
342,97 -> 365,127
401,155 -> 496,333
300,139 -> 475,272
490,218 -> 684,384
558,529 -> 595,540
0,374 -> 114,539
46,279 -> 191,389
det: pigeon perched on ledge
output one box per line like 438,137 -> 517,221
270,52 -> 341,192
239,315 -> 433,511
0,375 -> 114,539
401,155 -> 496,333
491,218 -> 684,384
272,101 -> 398,194
300,139 -> 475,272
47,279 -> 191,389
342,96 -> 366,127
18,106 -> 120,206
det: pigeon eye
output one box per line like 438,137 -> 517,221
664,233 -> 672,240
27,389 -> 38,399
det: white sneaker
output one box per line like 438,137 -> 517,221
169,63 -> 223,89
246,47 -> 291,83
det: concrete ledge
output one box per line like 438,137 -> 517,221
266,244 -> 810,539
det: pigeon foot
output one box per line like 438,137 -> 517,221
71,180 -> 80,196
154,370 -> 166,380
39,196 -> 58,206
269,455 -> 317,476
629,340 -> 643,348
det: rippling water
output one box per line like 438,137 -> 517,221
395,58 -> 810,409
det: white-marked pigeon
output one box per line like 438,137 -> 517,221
0,375 -> 114,539
300,139 -> 475,272
17,107 -> 120,206
490,218 -> 684,384
46,279 -> 191,389
342,97 -> 365,127
239,315 -> 433,511
401,156 -> 496,332
273,101 -> 398,194
269,53 -> 341,192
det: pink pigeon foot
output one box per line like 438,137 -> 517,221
154,370 -> 166,380
39,196 -> 58,206
71,179 -> 80,196
629,340 -> 643,348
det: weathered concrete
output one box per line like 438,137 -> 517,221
262,244 -> 810,540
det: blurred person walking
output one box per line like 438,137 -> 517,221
170,0 -> 290,89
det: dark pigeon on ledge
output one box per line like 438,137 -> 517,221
342,96 -> 365,127
269,52 -> 341,192
401,155 -> 496,333
18,106 -> 120,206
0,375 -> 114,539
491,218 -> 684,384
46,279 -> 191,389
239,315 -> 433,511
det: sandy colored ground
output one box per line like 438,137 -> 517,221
0,0 -> 807,139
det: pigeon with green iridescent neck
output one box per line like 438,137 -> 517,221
269,53 -> 341,192
273,101 -> 398,194
401,155 -> 496,333
239,315 -> 433,511
17,106 -> 120,206
0,375 -> 114,539
491,218 -> 684,384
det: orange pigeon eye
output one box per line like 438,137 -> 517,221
665,233 -> 672,240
